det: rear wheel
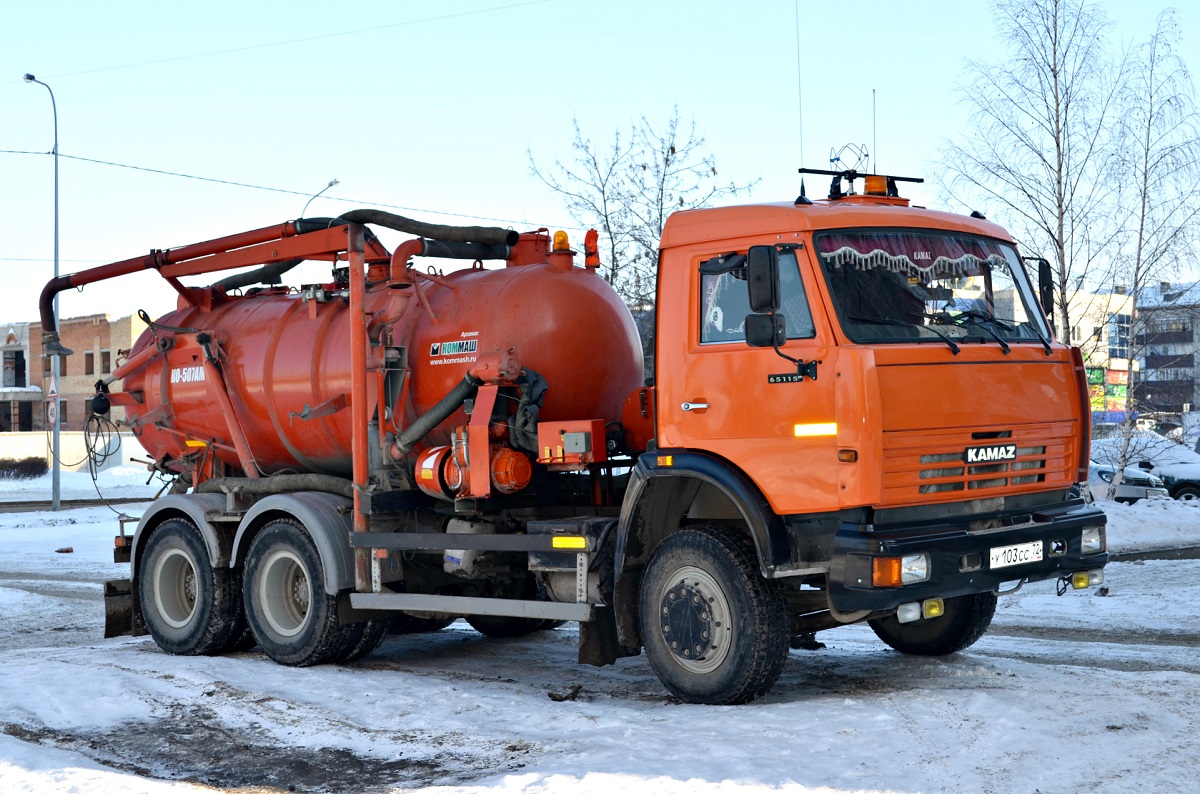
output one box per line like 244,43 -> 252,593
466,576 -> 560,638
243,519 -> 355,666
868,592 -> 997,656
388,612 -> 457,634
465,614 -> 550,638
335,618 -> 389,663
138,518 -> 246,656
638,526 -> 789,705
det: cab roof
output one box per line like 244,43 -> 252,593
659,199 -> 1015,251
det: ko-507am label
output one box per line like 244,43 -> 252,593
169,366 -> 206,384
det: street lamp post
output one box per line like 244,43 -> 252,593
301,179 -> 339,218
24,73 -> 61,511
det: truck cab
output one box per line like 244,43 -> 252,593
615,177 -> 1106,703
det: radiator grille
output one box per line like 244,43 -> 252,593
884,423 -> 1075,504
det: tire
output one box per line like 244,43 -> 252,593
387,612 -> 457,634
638,526 -> 789,705
465,613 -> 548,638
138,517 -> 246,656
465,575 -> 559,638
1173,484 -> 1200,502
335,618 -> 389,663
868,592 -> 997,656
243,519 -> 355,667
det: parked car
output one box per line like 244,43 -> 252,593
1087,460 -> 1170,503
1091,430 -> 1200,501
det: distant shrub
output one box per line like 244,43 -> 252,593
0,457 -> 49,480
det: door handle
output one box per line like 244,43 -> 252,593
681,402 -> 709,412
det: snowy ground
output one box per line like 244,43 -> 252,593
0,464 -> 164,503
2,471 -> 1199,793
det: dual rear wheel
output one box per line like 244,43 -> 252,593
138,518 -> 386,665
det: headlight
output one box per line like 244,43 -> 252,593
901,553 -> 930,584
872,553 -> 931,587
1081,527 -> 1105,554
1096,470 -> 1114,483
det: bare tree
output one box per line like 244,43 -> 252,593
938,0 -> 1126,341
1105,10 -> 1200,494
527,119 -> 636,291
530,109 -> 757,368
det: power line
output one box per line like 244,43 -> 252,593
2,1 -> 558,84
2,148 -> 583,231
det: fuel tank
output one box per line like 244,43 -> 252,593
124,257 -> 644,476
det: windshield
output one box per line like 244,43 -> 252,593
815,230 -> 1051,346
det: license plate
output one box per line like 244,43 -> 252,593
989,540 -> 1043,570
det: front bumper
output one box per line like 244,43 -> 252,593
828,501 -> 1108,612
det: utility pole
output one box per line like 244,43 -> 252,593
24,73 -> 61,511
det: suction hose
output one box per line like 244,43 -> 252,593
392,373 -> 483,458
196,473 -> 354,499
210,211 -> 518,292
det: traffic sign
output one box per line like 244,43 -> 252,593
46,373 -> 59,400
46,400 -> 57,427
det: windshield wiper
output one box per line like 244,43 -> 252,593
848,315 -> 960,355
954,310 -> 1052,355
952,309 -> 1014,330
927,311 -> 1010,355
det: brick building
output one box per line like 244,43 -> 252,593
26,313 -> 148,431
1,323 -> 36,431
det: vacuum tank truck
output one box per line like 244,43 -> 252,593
43,169 -> 1108,704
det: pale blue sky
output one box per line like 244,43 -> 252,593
2,0 -> 1196,324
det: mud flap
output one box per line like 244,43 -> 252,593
104,578 -> 134,638
578,605 -> 639,666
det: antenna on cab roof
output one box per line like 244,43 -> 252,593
798,167 -> 924,201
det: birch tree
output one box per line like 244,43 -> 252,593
938,0 -> 1126,341
1106,11 -> 1200,494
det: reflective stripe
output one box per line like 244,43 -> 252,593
794,422 -> 837,437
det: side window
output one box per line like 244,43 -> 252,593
700,251 -> 815,343
701,271 -> 751,342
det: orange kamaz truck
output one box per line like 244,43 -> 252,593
41,168 -> 1106,705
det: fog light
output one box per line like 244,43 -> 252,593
922,598 -> 945,619
1081,527 -> 1105,554
1071,569 -> 1104,590
897,602 -> 922,623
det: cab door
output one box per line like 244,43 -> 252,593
657,244 -> 841,515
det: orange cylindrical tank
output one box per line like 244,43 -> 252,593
123,256 -> 644,477
397,260 -> 644,448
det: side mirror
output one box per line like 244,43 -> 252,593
746,313 -> 786,348
1036,257 -> 1054,324
1137,460 -> 1154,471
746,245 -> 781,314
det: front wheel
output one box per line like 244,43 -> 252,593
243,519 -> 355,666
868,592 -> 997,656
1173,484 -> 1200,502
138,517 -> 247,656
639,526 -> 789,705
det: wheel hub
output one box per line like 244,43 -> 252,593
660,580 -> 714,661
